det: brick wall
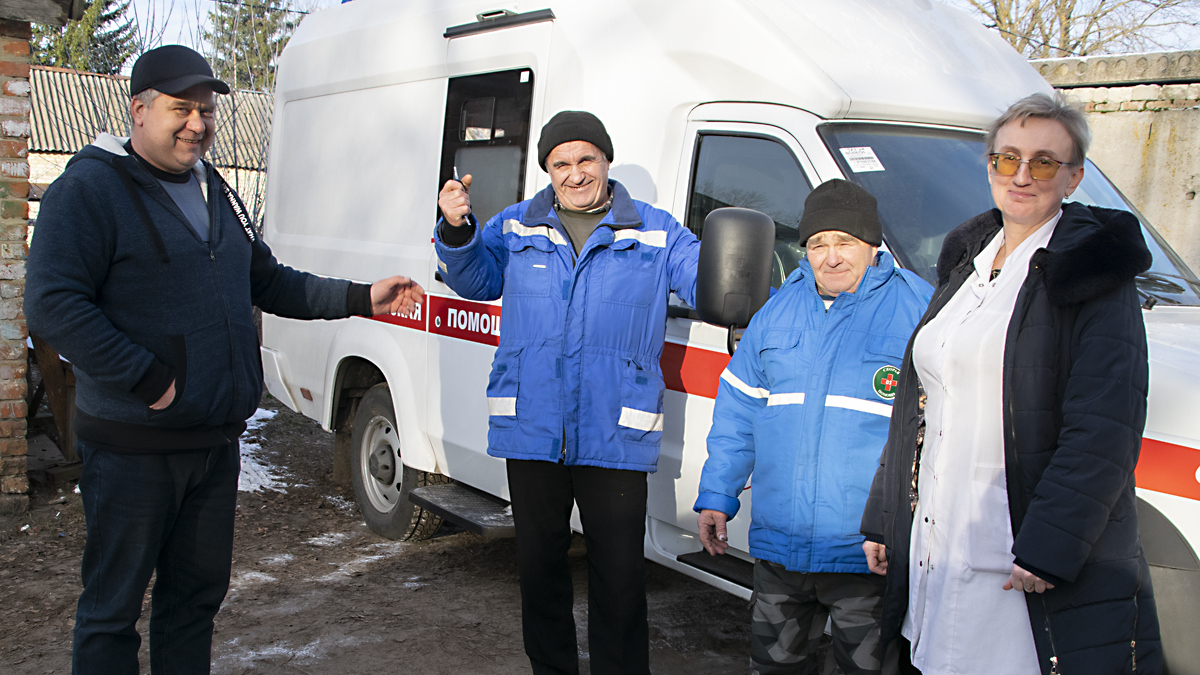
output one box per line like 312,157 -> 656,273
0,18 -> 28,514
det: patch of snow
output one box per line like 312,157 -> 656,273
245,408 -> 278,431
366,541 -> 407,553
314,554 -> 387,582
238,409 -> 287,494
260,553 -> 294,566
312,541 -> 407,582
214,634 -> 376,669
306,532 -> 349,547
323,495 -> 356,512
230,571 -> 277,589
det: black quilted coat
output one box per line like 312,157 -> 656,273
861,202 -> 1163,674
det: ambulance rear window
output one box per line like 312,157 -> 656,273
819,123 -> 1200,306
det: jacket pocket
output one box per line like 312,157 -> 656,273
861,334 -> 908,402
758,329 -> 804,389
146,335 -> 188,416
229,316 -> 263,423
504,237 -> 555,297
617,358 -> 664,444
965,464 -> 1016,574
147,320 -> 233,428
602,244 -> 659,307
487,346 -> 522,429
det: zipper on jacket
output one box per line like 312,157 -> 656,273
1040,597 -> 1061,674
1130,562 -> 1142,671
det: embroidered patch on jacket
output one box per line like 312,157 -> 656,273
873,365 -> 901,400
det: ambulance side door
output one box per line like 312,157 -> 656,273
425,55 -> 545,497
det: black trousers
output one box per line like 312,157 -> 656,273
73,441 -> 240,675
506,459 -> 650,675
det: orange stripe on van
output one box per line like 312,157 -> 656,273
1137,438 -> 1200,501
662,342 -> 729,399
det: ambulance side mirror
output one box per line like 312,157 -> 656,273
695,207 -> 775,348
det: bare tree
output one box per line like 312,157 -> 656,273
944,0 -> 1200,57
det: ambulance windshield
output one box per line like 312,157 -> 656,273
819,123 -> 1200,307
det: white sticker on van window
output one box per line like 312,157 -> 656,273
839,147 -> 885,173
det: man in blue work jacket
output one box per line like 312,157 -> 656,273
695,180 -> 931,675
435,111 -> 700,675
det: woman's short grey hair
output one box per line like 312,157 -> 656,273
134,88 -> 161,107
985,92 -> 1091,165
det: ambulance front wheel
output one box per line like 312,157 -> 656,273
349,383 -> 445,540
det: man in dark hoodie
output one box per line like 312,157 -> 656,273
25,45 -> 423,674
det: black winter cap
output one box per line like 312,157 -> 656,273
537,111 -> 613,170
797,179 -> 883,247
130,45 -> 230,97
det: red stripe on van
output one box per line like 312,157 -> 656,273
428,296 -> 502,347
369,296 -> 427,331
1137,438 -> 1200,501
662,342 -> 729,399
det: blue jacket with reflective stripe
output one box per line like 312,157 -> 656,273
435,180 -> 700,472
694,253 -> 931,572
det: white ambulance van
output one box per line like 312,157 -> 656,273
260,0 -> 1200,667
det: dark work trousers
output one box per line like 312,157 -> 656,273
506,459 -> 650,675
73,441 -> 240,675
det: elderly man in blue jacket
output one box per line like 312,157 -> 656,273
695,180 -> 931,675
436,111 -> 700,675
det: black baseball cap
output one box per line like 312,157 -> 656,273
129,45 -> 230,97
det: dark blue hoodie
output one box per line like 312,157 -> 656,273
26,134 -> 370,452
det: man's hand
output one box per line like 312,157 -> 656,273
863,541 -> 888,575
438,175 -> 473,227
370,276 -> 425,316
698,509 -> 730,556
1003,564 -> 1055,593
150,380 -> 176,410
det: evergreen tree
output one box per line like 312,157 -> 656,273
204,0 -> 297,91
32,0 -> 137,75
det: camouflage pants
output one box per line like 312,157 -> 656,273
750,560 -> 897,675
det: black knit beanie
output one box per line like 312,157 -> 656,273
537,111 -> 614,170
797,179 -> 883,247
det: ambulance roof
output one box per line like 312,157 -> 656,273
277,0 -> 1051,129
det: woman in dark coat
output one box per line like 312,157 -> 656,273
860,92 -> 1162,674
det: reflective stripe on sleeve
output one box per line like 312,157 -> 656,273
613,229 -> 667,248
825,395 -> 892,417
720,369 -> 769,399
504,219 -> 569,247
618,407 -> 664,432
766,392 -> 806,406
487,397 -> 517,416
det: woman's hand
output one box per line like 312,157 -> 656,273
1003,564 -> 1055,593
863,541 -> 888,575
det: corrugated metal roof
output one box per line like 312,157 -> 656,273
30,65 -> 274,172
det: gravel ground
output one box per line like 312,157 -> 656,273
0,395 -> 753,674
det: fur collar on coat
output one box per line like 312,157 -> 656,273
936,201 -> 1151,305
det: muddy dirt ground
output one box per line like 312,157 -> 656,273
0,396 -> 754,674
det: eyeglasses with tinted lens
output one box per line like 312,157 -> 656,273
988,153 -> 1074,180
